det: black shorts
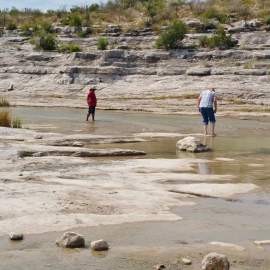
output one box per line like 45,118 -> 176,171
88,106 -> 96,114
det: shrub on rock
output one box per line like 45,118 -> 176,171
155,20 -> 187,49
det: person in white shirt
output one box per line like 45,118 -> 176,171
197,88 -> 217,136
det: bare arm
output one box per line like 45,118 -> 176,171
213,97 -> 217,113
197,96 -> 202,112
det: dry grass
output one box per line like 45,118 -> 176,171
48,94 -> 63,98
227,98 -> 246,105
181,93 -> 200,99
234,108 -> 270,112
0,110 -> 11,127
0,96 -> 10,107
117,94 -> 201,101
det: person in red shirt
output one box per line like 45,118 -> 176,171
86,87 -> 97,121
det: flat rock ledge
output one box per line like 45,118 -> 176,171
176,137 -> 211,153
210,241 -> 245,251
254,240 -> 270,246
18,147 -> 146,158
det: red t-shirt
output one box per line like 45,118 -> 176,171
87,90 -> 97,107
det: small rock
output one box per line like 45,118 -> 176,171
182,258 -> 192,265
55,232 -> 85,248
72,141 -> 84,147
202,252 -> 230,270
34,135 -> 43,139
9,232 -> 23,240
7,84 -> 14,91
153,264 -> 166,270
91,239 -> 109,251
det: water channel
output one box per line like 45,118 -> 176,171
1,107 -> 270,269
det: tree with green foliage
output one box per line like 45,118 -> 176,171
89,4 -> 99,12
155,20 -> 187,49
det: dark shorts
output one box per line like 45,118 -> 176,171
200,107 -> 216,125
88,106 -> 96,114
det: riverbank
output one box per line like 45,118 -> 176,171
0,109 -> 270,269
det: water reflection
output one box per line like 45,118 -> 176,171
90,250 -> 109,258
197,163 -> 212,175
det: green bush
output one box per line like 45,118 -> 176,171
97,37 -> 109,50
77,30 -> 89,38
30,31 -> 57,51
262,15 -> 270,25
69,43 -> 82,52
40,20 -> 52,32
69,12 -> 82,27
199,26 -> 233,49
198,35 -> 208,47
12,117 -> 22,128
6,22 -> 17,30
57,42 -> 70,52
20,23 -> 39,35
155,20 -> 187,49
57,42 -> 81,53
201,7 -> 219,19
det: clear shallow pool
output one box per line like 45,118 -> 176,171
9,107 -> 270,136
3,107 -> 270,268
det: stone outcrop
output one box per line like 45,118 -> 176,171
1,19 -> 270,113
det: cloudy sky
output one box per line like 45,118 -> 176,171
1,0 -> 101,12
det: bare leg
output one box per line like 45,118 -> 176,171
92,114 -> 95,121
211,123 -> 216,136
86,113 -> 90,121
203,124 -> 208,135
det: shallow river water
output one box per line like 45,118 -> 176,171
1,107 -> 270,269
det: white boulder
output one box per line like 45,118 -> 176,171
176,137 -> 211,152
